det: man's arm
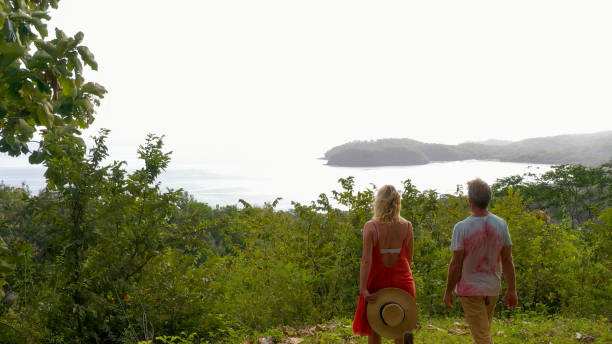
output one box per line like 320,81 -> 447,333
501,245 -> 517,309
444,250 -> 464,308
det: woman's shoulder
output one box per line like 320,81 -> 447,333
399,218 -> 413,237
363,220 -> 377,233
399,217 -> 412,227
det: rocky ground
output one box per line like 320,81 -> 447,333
241,316 -> 611,344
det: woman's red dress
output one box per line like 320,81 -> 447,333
352,222 -> 416,336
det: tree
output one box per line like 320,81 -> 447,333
0,0 -> 106,163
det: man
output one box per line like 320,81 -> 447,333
444,178 -> 518,344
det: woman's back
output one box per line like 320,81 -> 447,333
353,184 -> 416,339
374,220 -> 411,268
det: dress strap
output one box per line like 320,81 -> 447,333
373,221 -> 379,240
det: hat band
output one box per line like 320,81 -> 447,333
379,302 -> 405,327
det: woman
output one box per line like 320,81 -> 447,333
352,185 -> 415,344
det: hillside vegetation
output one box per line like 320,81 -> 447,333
0,131 -> 610,343
324,132 -> 612,167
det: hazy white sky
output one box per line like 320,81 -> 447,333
46,0 -> 612,165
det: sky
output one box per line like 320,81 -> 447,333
8,0 -> 612,167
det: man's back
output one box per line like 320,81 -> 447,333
451,213 -> 511,296
445,178 -> 517,344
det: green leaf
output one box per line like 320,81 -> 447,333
15,0 -> 26,10
74,98 -> 95,123
29,71 -> 51,93
54,60 -> 70,75
77,45 -> 98,70
0,43 -> 26,70
81,82 -> 107,97
0,261 -> 15,274
74,31 -> 84,45
38,0 -> 51,10
63,37 -> 79,52
18,118 -> 36,136
31,10 -> 52,20
67,51 -> 83,75
9,9 -> 31,22
59,76 -> 76,98
29,150 -> 45,164
27,49 -> 54,69
42,100 -> 54,123
32,17 -> 48,37
3,134 -> 15,146
56,38 -> 73,56
53,124 -> 81,136
2,17 -> 16,42
0,9 -> 6,29
0,236 -> 7,252
57,97 -> 73,116
54,28 -> 67,41
35,107 -> 49,126
36,40 -> 58,57
75,136 -> 85,147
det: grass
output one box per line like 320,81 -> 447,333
241,315 -> 611,344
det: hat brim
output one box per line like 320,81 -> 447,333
366,288 -> 417,339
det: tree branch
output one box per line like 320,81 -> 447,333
125,254 -> 156,281
0,321 -> 23,338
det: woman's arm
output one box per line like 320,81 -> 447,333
360,222 -> 375,301
406,221 -> 414,264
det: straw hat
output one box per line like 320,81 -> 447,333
366,288 -> 417,339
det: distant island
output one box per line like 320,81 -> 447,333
324,131 -> 612,167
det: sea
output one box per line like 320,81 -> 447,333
1,157 -> 551,209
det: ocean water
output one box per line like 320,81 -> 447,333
1,158 -> 551,209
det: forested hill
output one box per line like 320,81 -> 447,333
324,131 -> 612,167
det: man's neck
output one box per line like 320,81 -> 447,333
471,208 -> 489,217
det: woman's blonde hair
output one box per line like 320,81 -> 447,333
373,185 -> 401,224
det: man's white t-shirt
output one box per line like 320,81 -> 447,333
450,213 -> 512,296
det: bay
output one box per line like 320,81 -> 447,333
1,158 -> 551,209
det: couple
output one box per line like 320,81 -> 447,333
352,178 -> 518,344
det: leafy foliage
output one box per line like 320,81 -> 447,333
0,142 -> 610,343
493,163 -> 611,225
0,0 -> 106,162
0,131 -> 225,343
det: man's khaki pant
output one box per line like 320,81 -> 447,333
460,295 -> 499,344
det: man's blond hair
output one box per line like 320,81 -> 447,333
467,178 -> 492,209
